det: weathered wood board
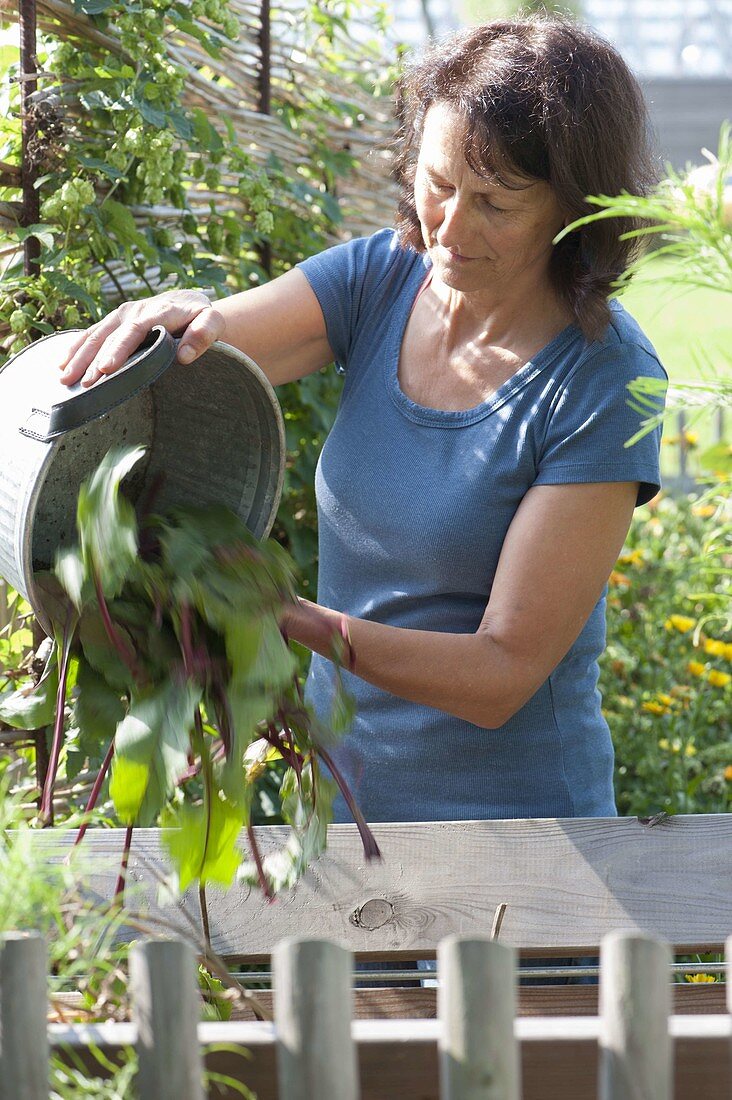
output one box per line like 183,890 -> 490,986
49,1016 -> 732,1100
30,814 -> 732,960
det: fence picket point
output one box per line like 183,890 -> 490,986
599,932 -> 673,1100
273,937 -> 359,1100
438,936 -> 521,1100
129,936 -> 205,1100
0,931 -> 49,1100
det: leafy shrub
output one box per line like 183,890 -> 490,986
602,492 -> 731,817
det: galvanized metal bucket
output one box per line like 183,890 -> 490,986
0,326 -> 285,636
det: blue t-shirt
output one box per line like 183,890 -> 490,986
296,228 -> 667,824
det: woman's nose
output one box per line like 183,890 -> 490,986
435,195 -> 472,250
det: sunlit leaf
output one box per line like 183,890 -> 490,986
110,678 -> 201,826
0,649 -> 58,729
77,445 -> 145,600
161,794 -> 246,892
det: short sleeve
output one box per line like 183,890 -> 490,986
295,228 -> 404,371
535,345 -> 668,506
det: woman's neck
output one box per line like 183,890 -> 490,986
428,271 -> 574,354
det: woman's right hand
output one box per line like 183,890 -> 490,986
58,289 -> 226,389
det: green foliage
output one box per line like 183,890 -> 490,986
50,1046 -> 139,1100
0,785 -> 256,1092
602,495 -> 731,817
0,647 -> 58,729
561,126 -> 732,765
0,0 -> 395,593
557,124 -> 732,298
0,783 -> 132,1013
557,124 -> 732,453
0,446 -> 373,896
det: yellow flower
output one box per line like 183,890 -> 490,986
656,693 -> 677,707
643,701 -> 669,716
609,570 -> 630,587
684,974 -> 717,983
658,738 -> 697,756
665,615 -> 695,634
687,660 -> 706,677
725,644 -> 732,663
704,638 -> 726,658
691,503 -> 717,518
725,766 -> 732,782
707,669 -> 731,688
682,430 -> 699,447
618,549 -> 644,567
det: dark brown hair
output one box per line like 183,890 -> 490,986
393,15 -> 658,340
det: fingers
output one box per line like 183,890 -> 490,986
57,292 -> 221,388
57,317 -> 121,385
76,317 -> 157,387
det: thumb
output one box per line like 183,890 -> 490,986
177,306 -> 226,363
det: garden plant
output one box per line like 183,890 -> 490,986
0,6 -> 730,1053
563,126 -> 732,821
0,445 -> 378,906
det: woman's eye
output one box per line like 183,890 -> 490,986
482,198 -> 506,213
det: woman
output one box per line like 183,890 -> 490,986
59,16 -> 667,829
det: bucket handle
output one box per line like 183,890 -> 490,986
19,326 -> 178,443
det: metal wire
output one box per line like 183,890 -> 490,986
230,960 -> 728,986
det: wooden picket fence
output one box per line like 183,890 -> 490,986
1,929 -> 730,1100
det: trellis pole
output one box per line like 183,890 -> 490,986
258,0 -> 272,276
19,0 -> 40,277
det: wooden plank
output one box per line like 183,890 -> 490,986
229,982 -> 729,1021
129,938 -> 205,1100
598,934 -> 672,1100
28,816 -> 732,959
438,937 -> 520,1099
48,1017 -> 732,1100
0,932 -> 49,1100
273,939 -> 358,1100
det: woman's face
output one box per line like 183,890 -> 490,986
414,101 -> 566,298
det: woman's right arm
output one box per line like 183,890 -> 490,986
58,267 -> 334,389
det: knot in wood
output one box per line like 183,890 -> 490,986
350,898 -> 394,930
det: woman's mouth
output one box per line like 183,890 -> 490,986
436,247 -> 476,264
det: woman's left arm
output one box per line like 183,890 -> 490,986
282,480 -> 638,729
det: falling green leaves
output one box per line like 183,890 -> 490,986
3,442 -> 372,897
110,679 -> 202,826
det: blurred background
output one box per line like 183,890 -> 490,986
390,0 -> 732,173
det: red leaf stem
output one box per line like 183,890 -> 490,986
114,824 -> 134,901
285,673 -> 378,856
39,616 -> 74,827
246,820 -> 274,902
315,744 -> 381,861
92,571 -> 143,682
179,601 -> 195,675
72,735 -> 115,849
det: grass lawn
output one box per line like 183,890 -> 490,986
615,256 -> 731,384
614,255 -> 730,483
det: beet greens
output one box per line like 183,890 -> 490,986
0,445 -> 379,901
